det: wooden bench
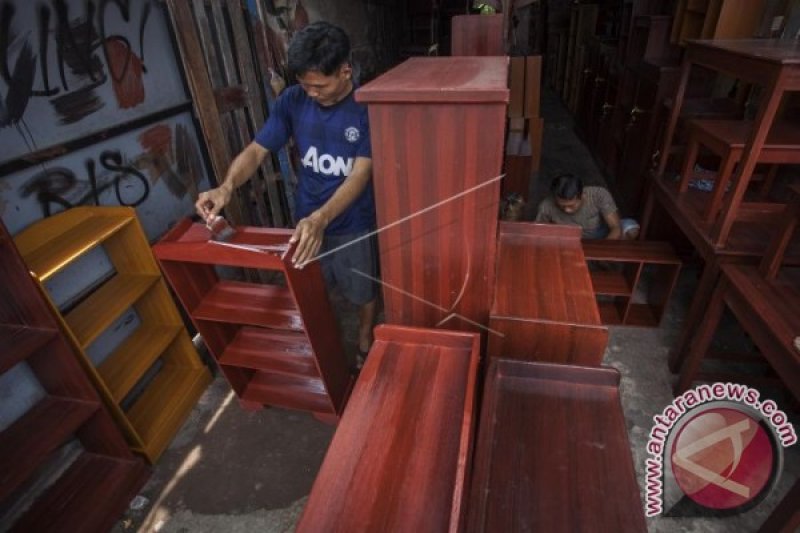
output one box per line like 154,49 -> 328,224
489,222 -> 608,366
297,325 -> 480,532
675,185 -> 800,533
582,238 -> 681,327
467,359 -> 646,532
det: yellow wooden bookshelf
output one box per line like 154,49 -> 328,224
14,207 -> 211,463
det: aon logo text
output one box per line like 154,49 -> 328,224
301,146 -> 353,176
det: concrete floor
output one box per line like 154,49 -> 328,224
115,88 -> 798,533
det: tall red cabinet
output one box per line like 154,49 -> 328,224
356,57 -> 509,332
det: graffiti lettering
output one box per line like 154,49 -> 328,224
21,149 -> 149,217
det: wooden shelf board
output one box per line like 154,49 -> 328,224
219,327 -> 318,377
18,215 -> 132,282
65,273 -> 160,348
0,324 -> 58,374
625,303 -> 660,327
11,452 -> 148,533
0,396 -> 99,501
194,281 -> 303,330
243,371 -> 332,414
98,324 -> 183,403
126,365 -> 211,463
590,270 -> 633,296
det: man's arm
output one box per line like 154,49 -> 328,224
195,142 -> 270,221
291,156 -> 372,267
603,210 -> 623,239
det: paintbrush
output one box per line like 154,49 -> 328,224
206,215 -> 237,242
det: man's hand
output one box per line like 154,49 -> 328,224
289,210 -> 329,268
195,183 -> 233,222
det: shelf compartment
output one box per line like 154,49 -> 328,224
126,363 -> 211,461
624,303 -> 660,327
219,327 -> 318,377
242,371 -> 332,414
16,214 -> 132,282
98,324 -> 183,403
0,396 -> 99,501
193,280 -> 303,330
64,273 -> 160,348
589,270 -> 633,296
0,324 -> 58,374
596,298 -> 628,325
11,452 -> 149,533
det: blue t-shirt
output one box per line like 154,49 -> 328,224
254,84 -> 375,235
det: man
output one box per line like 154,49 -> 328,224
535,174 -> 639,239
195,21 -> 377,364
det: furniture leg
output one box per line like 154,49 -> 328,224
704,149 -> 737,223
655,57 -> 691,178
712,71 -> 787,246
678,134 -> 700,193
674,278 -> 727,394
668,259 -> 720,372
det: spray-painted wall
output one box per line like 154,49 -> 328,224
0,1 -> 210,432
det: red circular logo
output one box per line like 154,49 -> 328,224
671,407 -> 775,510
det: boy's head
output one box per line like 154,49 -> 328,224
288,22 -> 353,107
551,174 -> 584,214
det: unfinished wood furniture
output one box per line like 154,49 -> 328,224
0,218 -> 148,531
678,119 -> 800,222
675,185 -> 800,533
563,4 -> 598,110
296,325 -> 480,532
671,0 -> 767,45
643,39 -> 800,372
467,359 -> 647,533
582,239 -> 681,327
450,14 -> 504,56
13,207 -> 211,463
488,222 -> 608,366
356,57 -> 508,332
153,219 -> 351,419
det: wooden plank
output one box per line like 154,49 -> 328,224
467,359 -> 646,532
165,0 -> 244,224
524,55 -> 542,118
451,14 -> 504,56
297,325 -> 480,532
509,57 -> 526,118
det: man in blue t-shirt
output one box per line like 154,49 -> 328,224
196,22 -> 378,364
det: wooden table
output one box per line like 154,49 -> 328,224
642,39 -> 800,371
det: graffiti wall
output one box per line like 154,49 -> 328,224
0,0 -> 188,163
1,112 -> 209,239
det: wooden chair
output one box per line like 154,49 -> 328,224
675,188 -> 800,397
678,119 -> 800,223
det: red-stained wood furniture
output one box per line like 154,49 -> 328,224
450,14 -> 504,56
356,57 -> 508,332
466,359 -> 647,532
582,239 -> 681,327
674,185 -> 800,533
678,119 -> 800,222
152,219 -> 351,419
0,219 -> 148,531
296,324 -> 480,532
488,222 -> 608,366
642,39 -> 800,373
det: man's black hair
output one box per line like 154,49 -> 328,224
287,22 -> 351,77
551,173 -> 583,200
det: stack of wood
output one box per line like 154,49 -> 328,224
503,55 -> 543,201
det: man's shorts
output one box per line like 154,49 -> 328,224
320,230 -> 379,306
